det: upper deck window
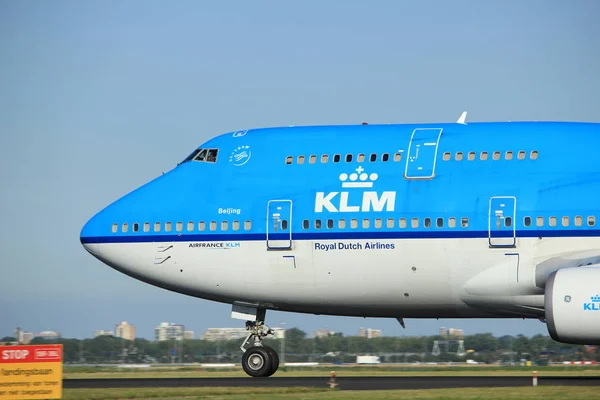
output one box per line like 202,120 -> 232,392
182,148 -> 219,163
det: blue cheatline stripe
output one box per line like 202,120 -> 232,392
80,229 -> 600,244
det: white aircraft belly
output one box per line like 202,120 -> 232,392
94,236 -> 600,318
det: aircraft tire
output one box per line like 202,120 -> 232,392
241,346 -> 272,378
263,346 -> 279,376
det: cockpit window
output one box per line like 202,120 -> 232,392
181,148 -> 219,164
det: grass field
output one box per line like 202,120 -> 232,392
61,386 -> 600,400
62,365 -> 600,379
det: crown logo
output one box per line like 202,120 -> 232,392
592,295 -> 600,303
339,166 -> 379,188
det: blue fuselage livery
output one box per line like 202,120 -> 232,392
81,120 -> 600,372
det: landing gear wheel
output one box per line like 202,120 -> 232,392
263,346 -> 279,376
241,346 -> 272,377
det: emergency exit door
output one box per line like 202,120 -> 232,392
488,196 -> 517,247
404,128 -> 443,179
266,200 -> 292,249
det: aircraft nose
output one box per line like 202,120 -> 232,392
80,215 -> 100,256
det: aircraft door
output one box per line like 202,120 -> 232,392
404,128 -> 443,179
266,200 -> 292,250
488,196 -> 516,247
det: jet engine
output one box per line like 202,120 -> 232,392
545,267 -> 600,344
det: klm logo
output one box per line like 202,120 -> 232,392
315,167 -> 396,213
583,295 -> 600,311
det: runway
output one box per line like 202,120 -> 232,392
64,376 -> 600,391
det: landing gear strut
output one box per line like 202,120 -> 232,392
240,320 -> 280,377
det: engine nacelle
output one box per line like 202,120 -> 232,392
545,267 -> 600,344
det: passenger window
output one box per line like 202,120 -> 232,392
387,218 -> 394,228
588,216 -> 595,226
505,217 -> 512,227
399,218 -> 407,228
321,155 -> 329,163
424,218 -> 432,228
154,222 -> 161,232
505,151 -> 513,160
187,222 -> 194,231
346,154 -> 353,162
285,156 -> 293,164
455,152 -> 463,161
461,218 -> 469,228
333,154 -> 341,163
209,221 -> 216,231
297,155 -> 305,164
531,150 -> 539,160
524,216 -> 531,227
326,219 -> 334,229
394,152 -> 402,162
370,153 -> 377,162
362,219 -> 370,229
493,151 -> 500,160
198,221 -> 206,231
575,216 -> 583,227
549,217 -> 556,227
351,219 -> 358,229
315,220 -> 322,229
381,153 -> 389,162
468,152 -> 475,161
338,219 -> 346,229
133,222 -> 139,232
411,218 -> 419,228
480,151 -> 488,160
309,155 -> 317,164
221,221 -> 228,231
176,222 -> 183,232
357,154 -> 365,162
281,220 -> 288,230
518,151 -> 526,160
448,217 -> 456,228
244,220 -> 252,230
232,221 -> 240,231
165,222 -> 171,232
144,222 -> 150,232
302,220 -> 309,229
562,216 -> 570,227
112,223 -> 118,233
443,152 -> 451,161
374,218 -> 382,229
536,216 -> 544,227
436,218 -> 444,228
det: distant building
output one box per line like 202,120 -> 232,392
155,322 -> 185,341
36,331 -> 61,341
15,328 -> 33,344
21,332 -> 33,344
183,330 -> 195,340
312,328 -> 337,338
94,330 -> 114,338
201,327 -> 284,341
115,321 -> 136,341
440,327 -> 463,338
358,328 -> 382,339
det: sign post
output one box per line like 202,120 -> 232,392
0,344 -> 63,399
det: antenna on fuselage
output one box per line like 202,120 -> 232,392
456,111 -> 468,125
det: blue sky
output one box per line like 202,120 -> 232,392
1,0 -> 599,340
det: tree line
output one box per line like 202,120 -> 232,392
2,328 -> 597,364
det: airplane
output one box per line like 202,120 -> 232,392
80,112 -> 600,377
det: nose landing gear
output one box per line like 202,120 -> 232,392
240,320 -> 280,377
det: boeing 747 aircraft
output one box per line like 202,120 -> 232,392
80,113 -> 600,377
